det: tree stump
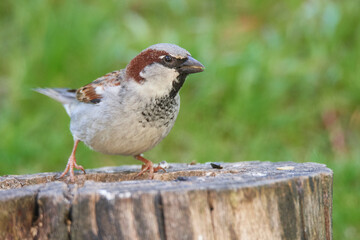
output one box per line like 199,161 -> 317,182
0,161 -> 332,240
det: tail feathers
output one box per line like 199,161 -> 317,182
34,88 -> 77,105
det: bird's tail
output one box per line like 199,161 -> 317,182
34,88 -> 78,116
33,88 -> 77,105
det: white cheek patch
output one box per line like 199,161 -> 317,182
139,63 -> 179,80
135,63 -> 179,98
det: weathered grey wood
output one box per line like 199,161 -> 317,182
0,161 -> 333,240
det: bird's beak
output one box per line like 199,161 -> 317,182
178,56 -> 205,74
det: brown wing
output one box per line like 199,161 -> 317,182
76,70 -> 124,104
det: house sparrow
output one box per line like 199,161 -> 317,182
35,43 -> 204,182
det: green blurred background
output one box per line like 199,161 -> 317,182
0,0 -> 359,238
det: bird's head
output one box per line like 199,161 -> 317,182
126,43 -> 204,98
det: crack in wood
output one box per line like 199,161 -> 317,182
30,188 -> 42,239
206,190 -> 216,240
64,184 -> 74,240
155,193 -> 167,240
296,179 -> 307,240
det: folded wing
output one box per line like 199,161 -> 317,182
76,70 -> 124,104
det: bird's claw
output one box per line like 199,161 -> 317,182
135,155 -> 166,179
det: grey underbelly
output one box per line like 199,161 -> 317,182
70,94 -> 180,156
84,121 -> 175,155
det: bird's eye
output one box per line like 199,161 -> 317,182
164,55 -> 173,63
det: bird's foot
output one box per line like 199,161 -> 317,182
135,155 -> 166,179
57,155 -> 86,182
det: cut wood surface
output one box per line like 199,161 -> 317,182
0,161 -> 333,240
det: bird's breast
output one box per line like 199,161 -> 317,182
139,94 -> 179,128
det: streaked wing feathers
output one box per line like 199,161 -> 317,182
76,70 -> 124,104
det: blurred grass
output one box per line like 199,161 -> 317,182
0,0 -> 359,238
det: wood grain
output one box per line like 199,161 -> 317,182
0,161 -> 333,240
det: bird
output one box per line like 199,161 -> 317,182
35,43 -> 204,182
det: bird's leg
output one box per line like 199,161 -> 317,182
58,139 -> 86,182
134,155 -> 166,179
